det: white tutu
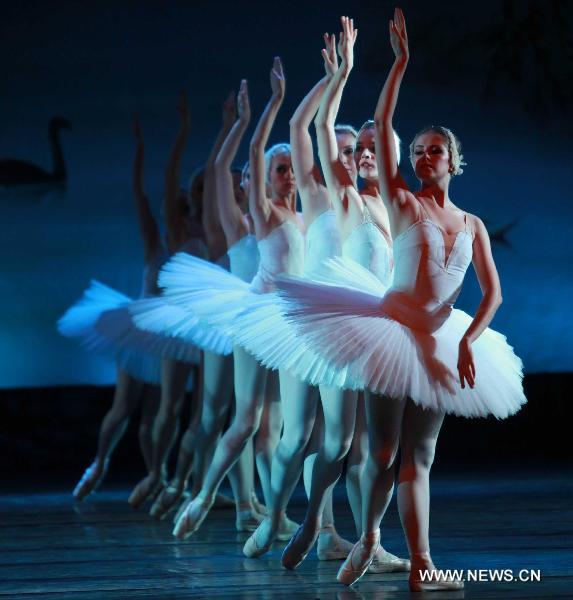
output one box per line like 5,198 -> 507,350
58,280 -> 200,385
269,257 -> 526,419
228,257 -> 391,387
158,253 -> 252,333
129,296 -> 233,356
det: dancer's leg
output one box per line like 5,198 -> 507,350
254,368 -> 281,508
307,387 -> 357,528
149,365 -> 202,519
361,392 -> 406,534
346,392 -> 367,537
337,393 -> 410,585
243,371 -> 318,557
398,401 -> 443,556
226,400 -> 259,522
281,386 -> 358,567
397,401 -> 457,590
138,384 -> 160,471
172,346 -> 268,539
191,351 -> 234,496
128,358 -> 191,507
73,367 -> 143,500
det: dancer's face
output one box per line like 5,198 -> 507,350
354,128 -> 378,181
336,132 -> 357,181
233,171 -> 248,213
411,133 -> 451,182
269,152 -> 296,198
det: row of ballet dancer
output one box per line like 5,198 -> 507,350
59,11 -> 526,592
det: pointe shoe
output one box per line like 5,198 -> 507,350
368,546 -> 411,573
128,473 -> 163,509
173,495 -> 193,524
172,496 -> 213,541
409,552 -> 464,592
243,518 -> 276,558
276,513 -> 300,541
236,507 -> 264,532
336,530 -> 380,586
149,484 -> 185,520
72,459 -> 108,500
281,523 -> 320,570
317,526 -> 354,561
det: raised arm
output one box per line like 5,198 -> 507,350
132,115 -> 161,262
249,56 -> 285,229
457,217 -> 503,389
373,7 -> 409,205
215,80 -> 251,246
202,91 -> 236,252
314,17 -> 357,208
164,92 -> 191,254
289,34 -> 337,218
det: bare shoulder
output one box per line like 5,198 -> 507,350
467,213 -> 487,237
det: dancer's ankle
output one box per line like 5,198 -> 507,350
411,551 -> 434,569
360,529 -> 380,547
196,491 -> 214,506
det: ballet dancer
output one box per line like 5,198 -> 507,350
128,93 -> 208,508
281,22 -> 409,573
277,32 -> 366,564
149,88 -> 266,528
161,79 -> 282,531
163,57 -> 301,542
59,116 -> 175,500
270,11 -> 526,591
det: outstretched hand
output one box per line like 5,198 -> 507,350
237,79 -> 251,123
457,337 -> 476,389
222,90 -> 237,128
337,16 -> 358,70
177,91 -> 190,128
322,33 -> 338,77
389,7 -> 409,60
270,56 -> 285,99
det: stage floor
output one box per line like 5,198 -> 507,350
1,470 -> 571,599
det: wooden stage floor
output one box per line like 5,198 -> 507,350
1,469 -> 571,599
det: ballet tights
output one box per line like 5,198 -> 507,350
265,370 -> 318,529
300,386 -> 363,534
193,346 -> 280,506
362,393 -> 444,557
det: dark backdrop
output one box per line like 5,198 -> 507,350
1,0 -> 572,473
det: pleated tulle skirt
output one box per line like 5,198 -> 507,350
155,253 -> 340,376
58,280 -> 200,384
257,257 -> 525,419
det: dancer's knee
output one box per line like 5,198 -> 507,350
400,440 -> 436,478
323,432 -> 353,463
280,427 -> 312,456
369,442 -> 399,472
233,415 -> 259,441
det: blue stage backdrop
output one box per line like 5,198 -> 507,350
1,0 -> 571,386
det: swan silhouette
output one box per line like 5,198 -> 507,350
0,117 -> 71,185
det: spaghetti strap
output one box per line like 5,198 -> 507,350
417,197 -> 431,222
463,212 -> 473,238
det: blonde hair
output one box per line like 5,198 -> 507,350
409,126 -> 466,176
264,143 -> 291,183
356,120 -> 401,164
334,123 -> 358,137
